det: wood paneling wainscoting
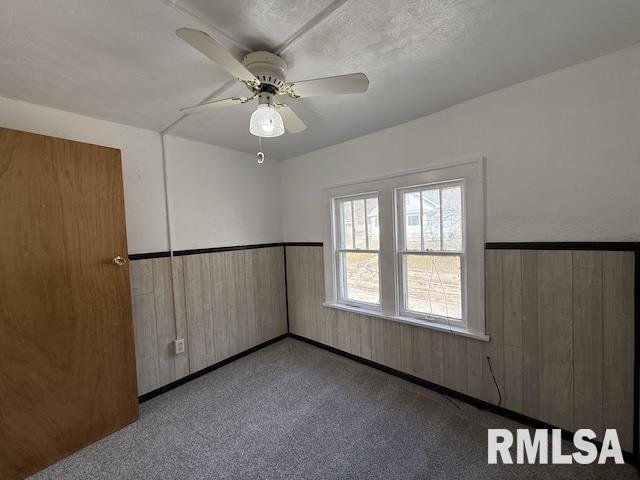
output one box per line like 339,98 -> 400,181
130,246 -> 287,396
285,244 -> 636,453
127,242 -> 636,457
129,256 -> 189,394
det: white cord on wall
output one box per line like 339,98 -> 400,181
160,134 -> 173,258
160,134 -> 188,363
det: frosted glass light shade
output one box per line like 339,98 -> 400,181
249,104 -> 285,137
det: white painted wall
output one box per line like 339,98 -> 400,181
280,44 -> 640,243
0,95 -> 168,254
0,96 -> 284,254
164,135 -> 283,251
3,42 -> 639,251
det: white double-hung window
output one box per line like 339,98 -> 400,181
323,157 -> 487,341
397,182 -> 464,324
335,195 -> 380,307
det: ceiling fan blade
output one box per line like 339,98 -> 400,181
176,28 -> 259,87
284,73 -> 369,98
276,104 -> 307,133
180,96 -> 247,115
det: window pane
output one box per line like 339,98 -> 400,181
342,251 -> 380,304
340,200 -> 353,249
404,191 -> 421,250
353,199 -> 366,249
366,197 -> 379,250
404,254 -> 461,320
422,189 -> 441,250
442,186 -> 462,251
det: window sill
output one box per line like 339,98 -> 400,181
322,302 -> 490,342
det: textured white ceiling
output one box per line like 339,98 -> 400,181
1,0 -> 640,159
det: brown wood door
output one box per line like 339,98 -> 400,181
0,128 -> 138,479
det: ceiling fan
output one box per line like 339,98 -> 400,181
176,28 -> 369,138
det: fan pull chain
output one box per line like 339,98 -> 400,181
257,136 -> 265,164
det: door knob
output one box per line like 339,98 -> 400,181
112,255 -> 127,266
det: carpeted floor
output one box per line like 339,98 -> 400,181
29,337 -> 637,479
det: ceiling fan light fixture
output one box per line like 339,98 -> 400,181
176,29 -> 369,139
249,104 -> 284,138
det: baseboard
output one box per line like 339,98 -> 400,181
288,333 -> 638,466
138,333 -> 288,403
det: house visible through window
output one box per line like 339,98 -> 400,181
406,213 -> 420,226
323,158 -> 486,340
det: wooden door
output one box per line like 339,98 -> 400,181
0,128 -> 138,479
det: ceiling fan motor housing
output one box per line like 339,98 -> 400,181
243,51 -> 287,99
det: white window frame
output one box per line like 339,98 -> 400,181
333,192 -> 381,310
396,180 -> 465,327
323,156 -> 488,341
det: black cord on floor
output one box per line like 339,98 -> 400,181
486,356 -> 502,408
439,392 -> 461,410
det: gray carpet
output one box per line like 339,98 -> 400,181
29,338 -> 637,479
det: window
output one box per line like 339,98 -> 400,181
398,183 -> 463,324
323,157 -> 487,340
335,195 -> 380,306
406,213 -> 420,226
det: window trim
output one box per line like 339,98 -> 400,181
323,156 -> 487,340
321,301 -> 489,342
